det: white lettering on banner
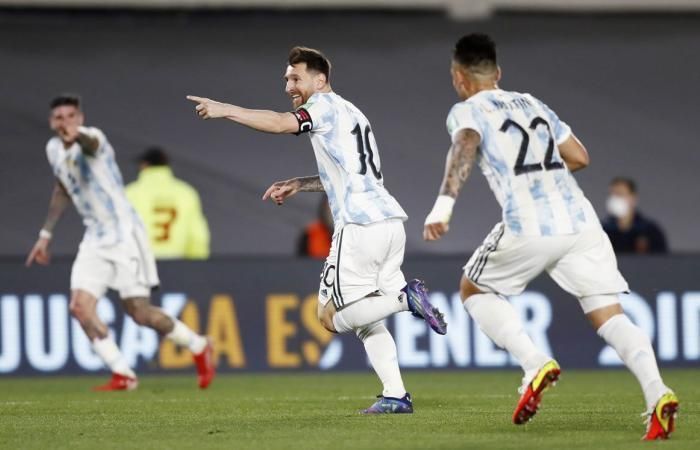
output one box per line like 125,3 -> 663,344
656,292 -> 678,361
0,295 -> 21,372
511,292 -> 553,359
24,294 -> 69,371
682,292 -> 700,360
161,293 -> 187,318
429,293 -> 470,367
599,292 -> 656,365
120,318 -> 158,368
395,312 -> 430,367
72,297 -> 117,371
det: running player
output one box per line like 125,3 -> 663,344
423,34 -> 677,439
26,94 -> 215,391
187,46 -> 446,414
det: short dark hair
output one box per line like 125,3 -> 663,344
50,94 -> 81,110
139,147 -> 169,167
288,46 -> 331,81
453,33 -> 497,71
610,177 -> 637,194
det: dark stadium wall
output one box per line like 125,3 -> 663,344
1,11 -> 699,256
1,255 -> 698,375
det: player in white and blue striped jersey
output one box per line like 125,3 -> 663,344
26,94 -> 214,391
188,46 -> 446,414
423,34 -> 677,439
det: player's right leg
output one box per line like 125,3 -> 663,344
460,223 -> 558,424
70,290 -> 138,391
70,246 -> 137,391
548,227 -> 677,439
316,221 -> 443,413
585,301 -> 677,440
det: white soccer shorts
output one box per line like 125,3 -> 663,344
318,219 -> 407,309
71,228 -> 160,299
464,222 -> 629,311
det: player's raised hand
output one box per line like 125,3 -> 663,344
26,237 -> 51,267
186,95 -> 230,120
262,179 -> 301,205
423,222 -> 449,241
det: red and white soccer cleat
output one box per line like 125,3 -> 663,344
643,392 -> 679,440
92,372 -> 139,392
512,360 -> 560,425
193,338 -> 216,389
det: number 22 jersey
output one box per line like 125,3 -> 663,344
295,92 -> 407,229
446,89 -> 599,237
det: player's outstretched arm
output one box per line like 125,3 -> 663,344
187,96 -> 299,134
26,181 -> 72,267
423,129 -> 480,241
558,133 -> 590,172
262,176 -> 324,205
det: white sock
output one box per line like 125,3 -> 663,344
332,292 -> 409,334
357,321 -> 406,399
92,337 -> 136,378
597,314 -> 669,408
166,320 -> 208,354
464,293 -> 550,375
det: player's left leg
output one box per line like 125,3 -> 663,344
461,224 -> 559,424
122,296 -> 215,389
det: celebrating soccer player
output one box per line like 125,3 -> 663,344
422,34 -> 678,440
188,46 -> 446,414
26,94 -> 215,391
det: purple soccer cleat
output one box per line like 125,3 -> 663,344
361,393 -> 414,415
403,279 -> 447,335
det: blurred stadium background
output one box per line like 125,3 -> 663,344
0,1 -> 699,448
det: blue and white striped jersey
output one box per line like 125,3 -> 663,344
296,92 -> 407,229
447,89 -> 598,236
46,127 -> 144,246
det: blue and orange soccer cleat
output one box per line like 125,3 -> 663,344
512,360 -> 561,425
404,279 -> 447,335
361,393 -> 414,415
643,392 -> 679,440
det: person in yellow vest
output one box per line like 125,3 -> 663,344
126,147 -> 210,259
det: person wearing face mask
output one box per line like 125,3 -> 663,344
602,177 -> 668,254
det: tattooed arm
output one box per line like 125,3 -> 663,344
424,129 -> 481,241
26,181 -> 72,266
262,175 -> 325,205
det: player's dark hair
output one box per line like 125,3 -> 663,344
139,147 -> 170,167
288,46 -> 331,81
453,33 -> 497,71
610,177 -> 637,194
50,94 -> 81,110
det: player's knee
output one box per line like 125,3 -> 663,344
69,295 -> 93,322
460,276 -> 482,302
125,303 -> 151,326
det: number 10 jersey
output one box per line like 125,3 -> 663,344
296,92 -> 407,229
447,89 -> 599,237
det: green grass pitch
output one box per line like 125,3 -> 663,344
1,369 -> 698,449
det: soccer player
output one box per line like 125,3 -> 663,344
26,94 -> 215,391
423,34 -> 678,439
187,46 -> 446,414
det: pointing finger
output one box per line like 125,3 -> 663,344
186,95 -> 208,103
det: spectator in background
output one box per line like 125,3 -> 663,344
297,196 -> 333,259
126,147 -> 210,259
602,177 -> 668,254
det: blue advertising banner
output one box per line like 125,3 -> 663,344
0,256 -> 698,375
